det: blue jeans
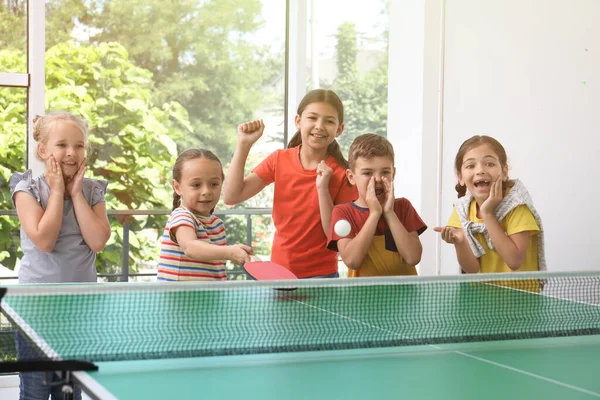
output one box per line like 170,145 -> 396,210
15,332 -> 82,400
303,272 -> 339,279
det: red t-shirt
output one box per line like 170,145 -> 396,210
253,146 -> 357,278
327,199 -> 427,277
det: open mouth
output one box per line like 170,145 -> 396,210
375,187 -> 384,196
310,133 -> 326,140
474,180 -> 490,189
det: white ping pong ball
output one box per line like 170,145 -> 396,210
334,219 -> 351,237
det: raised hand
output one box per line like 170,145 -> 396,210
480,175 -> 503,217
237,120 -> 265,147
382,176 -> 395,215
315,160 -> 333,190
45,155 -> 65,195
66,158 -> 87,198
365,177 -> 382,216
434,226 -> 466,244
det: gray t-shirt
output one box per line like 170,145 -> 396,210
9,170 -> 108,283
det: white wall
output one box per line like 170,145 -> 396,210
387,1 -> 424,216
438,0 -> 600,274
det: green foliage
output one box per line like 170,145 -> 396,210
0,43 -> 193,274
0,1 -> 389,280
335,22 -> 358,78
0,0 -> 26,71
329,22 -> 389,156
84,0 -> 283,163
45,0 -> 92,49
0,47 -> 27,268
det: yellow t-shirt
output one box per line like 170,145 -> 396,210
349,235 -> 418,277
447,202 -> 540,274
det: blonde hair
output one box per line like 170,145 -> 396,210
33,111 -> 89,160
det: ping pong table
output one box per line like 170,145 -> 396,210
1,271 -> 600,399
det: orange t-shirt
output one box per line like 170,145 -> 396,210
253,146 -> 357,278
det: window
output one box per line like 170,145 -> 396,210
0,1 -> 29,278
0,87 -> 27,275
0,0 -> 27,72
44,0 -> 286,277
306,0 -> 389,155
1,0 -> 394,280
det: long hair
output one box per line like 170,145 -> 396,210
287,89 -> 349,169
172,149 -> 224,213
454,135 -> 511,198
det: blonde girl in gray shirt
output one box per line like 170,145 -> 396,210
9,111 -> 110,399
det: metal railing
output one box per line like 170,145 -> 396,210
0,208 -> 272,282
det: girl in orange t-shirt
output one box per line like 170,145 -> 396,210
224,89 -> 357,278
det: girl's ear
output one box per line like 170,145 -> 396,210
294,114 -> 301,130
457,172 -> 465,186
37,143 -> 48,160
502,165 -> 509,181
335,122 -> 345,137
172,179 -> 182,196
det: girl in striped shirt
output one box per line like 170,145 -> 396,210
158,149 -> 254,281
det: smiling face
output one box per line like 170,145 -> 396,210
458,143 -> 508,204
38,120 -> 86,178
294,102 -> 344,153
172,157 -> 223,216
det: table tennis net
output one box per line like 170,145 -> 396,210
1,271 -> 600,364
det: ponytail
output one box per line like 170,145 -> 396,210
287,131 -> 302,149
327,140 -> 348,170
172,193 -> 181,211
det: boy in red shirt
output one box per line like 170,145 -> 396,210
328,134 -> 427,277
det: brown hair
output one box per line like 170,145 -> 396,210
287,89 -> 349,169
454,135 -> 511,198
33,111 -> 89,161
172,148 -> 224,212
348,133 -> 394,170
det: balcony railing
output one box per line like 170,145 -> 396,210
0,208 -> 272,282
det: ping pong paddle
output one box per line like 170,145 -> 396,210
243,258 -> 298,290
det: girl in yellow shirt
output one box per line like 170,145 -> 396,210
434,135 -> 545,277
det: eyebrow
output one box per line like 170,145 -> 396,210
463,155 -> 499,163
55,140 -> 85,145
305,112 -> 337,120
189,177 -> 222,182
359,167 -> 392,172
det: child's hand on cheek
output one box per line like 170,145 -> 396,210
66,158 -> 87,198
46,155 -> 65,195
480,175 -> 503,217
